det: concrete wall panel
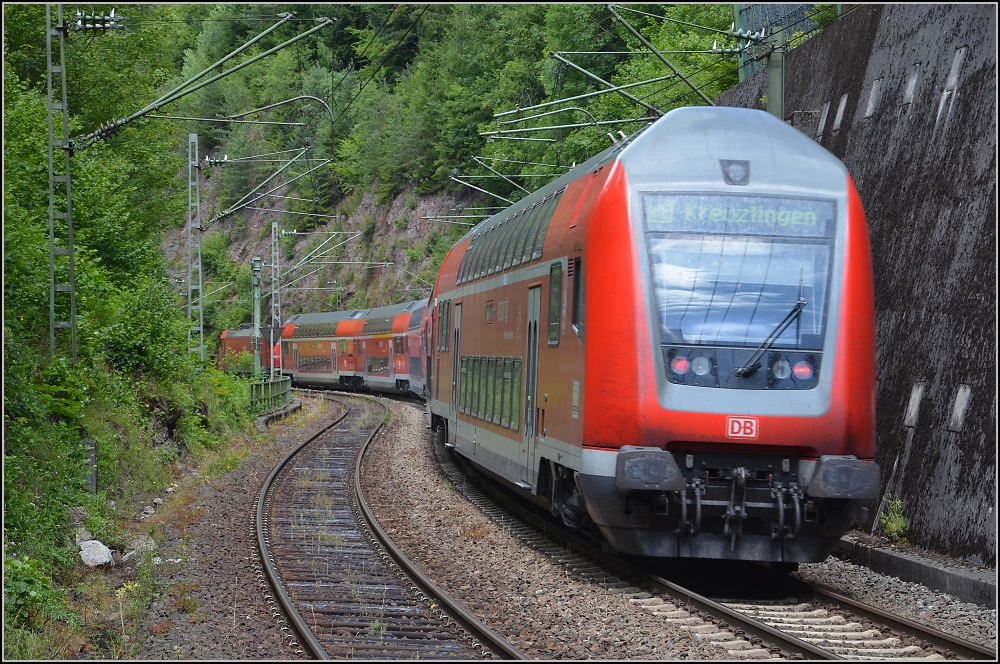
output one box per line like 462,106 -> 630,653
716,5 -> 996,566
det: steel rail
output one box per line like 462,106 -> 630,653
452,454 -> 994,660
453,456 -> 840,660
255,391 -> 350,659
353,397 -> 528,660
791,580 -> 997,661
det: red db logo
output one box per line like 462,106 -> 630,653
727,416 -> 758,439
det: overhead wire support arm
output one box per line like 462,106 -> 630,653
74,15 -> 335,151
146,115 -> 305,126
227,95 -> 336,127
494,75 -> 675,119
482,116 -> 658,136
472,156 -> 529,194
235,159 -> 332,214
550,52 -> 662,117
605,4 -> 715,107
449,177 -> 516,205
203,149 -> 310,228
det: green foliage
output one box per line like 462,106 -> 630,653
880,494 -> 909,543
3,551 -> 78,630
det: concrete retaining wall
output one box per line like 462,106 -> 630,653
715,5 -> 996,566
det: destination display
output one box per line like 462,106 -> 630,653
643,193 -> 836,238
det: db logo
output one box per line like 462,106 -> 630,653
727,416 -> 759,439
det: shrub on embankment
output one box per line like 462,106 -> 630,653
3,8 -> 262,656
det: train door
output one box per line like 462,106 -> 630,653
521,287 -> 541,485
292,343 -> 298,373
331,341 -> 338,379
450,304 -> 462,440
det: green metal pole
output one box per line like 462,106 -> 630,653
766,26 -> 785,120
734,4 -> 747,82
252,256 -> 262,377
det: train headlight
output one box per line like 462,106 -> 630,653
793,360 -> 814,380
670,356 -> 690,374
692,356 -> 712,376
772,359 -> 791,380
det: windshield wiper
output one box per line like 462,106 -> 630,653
735,297 -> 807,377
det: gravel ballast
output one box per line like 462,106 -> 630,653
126,393 -> 994,659
138,396 -> 341,660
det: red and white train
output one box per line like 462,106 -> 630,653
224,106 -> 880,564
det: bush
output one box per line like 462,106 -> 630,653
880,494 -> 909,543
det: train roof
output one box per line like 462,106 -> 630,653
459,125 -> 642,242
617,106 -> 847,196
284,299 -> 427,326
459,107 -> 848,244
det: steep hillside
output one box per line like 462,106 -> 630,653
161,172 -> 480,340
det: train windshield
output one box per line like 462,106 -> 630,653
643,194 -> 836,350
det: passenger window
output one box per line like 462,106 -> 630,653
572,256 -> 585,341
478,357 -> 489,419
471,357 -> 481,418
548,262 -> 562,345
501,358 -> 513,428
460,357 -> 468,413
485,357 -> 496,422
511,358 -> 522,432
492,356 -> 503,425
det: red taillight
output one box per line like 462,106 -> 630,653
670,356 -> 690,374
793,361 -> 813,380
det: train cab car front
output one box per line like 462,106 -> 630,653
573,106 -> 879,563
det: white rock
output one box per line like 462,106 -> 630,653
125,533 -> 156,554
141,506 -> 155,519
79,539 -> 114,567
120,550 -> 139,566
152,497 -> 164,506
75,526 -> 94,545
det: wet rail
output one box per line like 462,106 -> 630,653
256,390 -> 526,660
437,435 -> 996,661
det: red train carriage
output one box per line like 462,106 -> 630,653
217,325 -> 281,373
282,300 -> 428,395
427,106 -> 879,563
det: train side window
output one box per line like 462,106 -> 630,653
486,301 -> 494,323
572,256 -> 585,341
478,356 -> 488,419
502,210 -> 525,270
492,356 -> 504,425
458,237 -> 476,284
485,357 -> 496,423
437,300 -> 451,351
471,357 -> 481,418
548,262 -> 562,346
460,357 -> 468,413
501,357 -> 513,428
512,204 -> 541,267
523,191 -> 561,263
510,358 -> 522,432
479,226 -> 502,279
394,336 -> 403,355
470,227 -> 493,281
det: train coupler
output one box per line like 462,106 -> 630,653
770,481 -> 804,541
723,467 -> 749,552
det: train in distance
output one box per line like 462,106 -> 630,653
219,106 -> 880,565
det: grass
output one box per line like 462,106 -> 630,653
880,493 -> 909,543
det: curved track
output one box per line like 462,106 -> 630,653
438,436 -> 996,661
256,390 -> 526,660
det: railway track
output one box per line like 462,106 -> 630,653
255,390 -> 526,659
434,430 -> 996,661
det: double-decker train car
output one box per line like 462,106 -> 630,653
426,106 -> 879,564
279,300 -> 428,395
217,324 -> 282,373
